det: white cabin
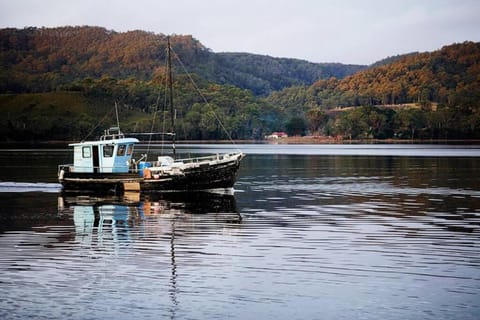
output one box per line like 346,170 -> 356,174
69,127 -> 139,173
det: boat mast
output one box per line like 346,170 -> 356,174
167,36 -> 176,159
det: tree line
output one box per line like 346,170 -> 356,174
0,26 -> 479,141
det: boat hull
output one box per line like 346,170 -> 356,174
59,153 -> 244,194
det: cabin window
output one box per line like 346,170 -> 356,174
82,146 -> 91,158
117,144 -> 126,156
127,144 -> 134,156
103,145 -> 114,158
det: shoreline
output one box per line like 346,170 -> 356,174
1,137 -> 480,148
263,136 -> 480,145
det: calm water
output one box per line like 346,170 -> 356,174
0,144 -> 479,320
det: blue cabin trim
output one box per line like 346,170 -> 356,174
69,128 -> 139,173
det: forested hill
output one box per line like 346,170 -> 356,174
267,41 -> 480,140
1,26 -> 479,141
213,53 -> 364,95
268,41 -> 480,109
0,26 -> 363,96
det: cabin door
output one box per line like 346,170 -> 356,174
92,146 -> 99,173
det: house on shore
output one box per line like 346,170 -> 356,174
265,131 -> 288,139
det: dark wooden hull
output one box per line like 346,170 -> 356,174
60,154 -> 243,194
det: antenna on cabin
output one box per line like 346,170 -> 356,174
114,101 -> 121,130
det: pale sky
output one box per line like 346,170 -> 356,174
1,0 -> 479,65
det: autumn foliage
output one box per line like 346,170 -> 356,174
268,42 -> 480,139
1,26 -> 479,141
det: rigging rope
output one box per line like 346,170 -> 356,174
161,54 -> 169,156
80,107 -> 115,142
136,40 -> 242,160
145,82 -> 161,157
170,46 -> 240,152
145,52 -> 170,158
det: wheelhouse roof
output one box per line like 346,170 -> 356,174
69,137 -> 139,147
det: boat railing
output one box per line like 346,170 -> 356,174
58,164 -> 73,172
58,152 -> 242,175
175,152 -> 240,164
100,127 -> 125,141
58,164 -> 141,174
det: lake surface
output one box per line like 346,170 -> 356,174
0,144 -> 479,319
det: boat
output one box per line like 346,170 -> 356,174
58,38 -> 245,194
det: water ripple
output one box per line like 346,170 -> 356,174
1,152 -> 480,319
0,182 -> 61,193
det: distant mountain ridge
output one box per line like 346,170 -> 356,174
213,53 -> 364,95
0,26 -> 365,95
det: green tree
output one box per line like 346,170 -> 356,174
285,117 -> 307,136
335,110 -> 365,140
306,107 -> 328,135
394,108 -> 426,139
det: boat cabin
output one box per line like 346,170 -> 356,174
69,127 -> 139,173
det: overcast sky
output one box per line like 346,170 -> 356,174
1,0 -> 479,65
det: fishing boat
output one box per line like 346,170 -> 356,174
58,38 -> 244,194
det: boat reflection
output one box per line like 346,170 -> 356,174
56,191 -> 240,320
59,191 -> 241,244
